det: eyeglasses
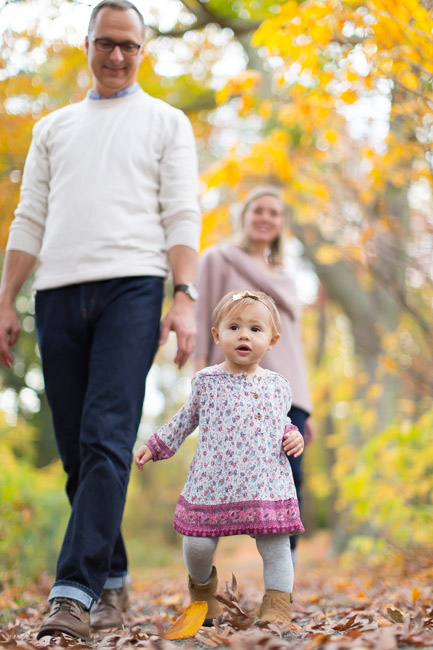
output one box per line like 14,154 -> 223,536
90,36 -> 142,56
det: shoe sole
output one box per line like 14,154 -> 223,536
37,626 -> 91,641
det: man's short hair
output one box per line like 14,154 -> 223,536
88,0 -> 146,39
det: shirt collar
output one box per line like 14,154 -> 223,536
88,82 -> 140,101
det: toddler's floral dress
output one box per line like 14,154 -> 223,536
146,365 -> 304,537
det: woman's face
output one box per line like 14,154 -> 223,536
242,195 -> 284,247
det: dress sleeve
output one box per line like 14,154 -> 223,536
146,375 -> 201,461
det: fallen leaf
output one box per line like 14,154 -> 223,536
157,593 -> 184,607
194,632 -> 219,647
164,601 -> 208,640
333,614 -> 358,630
386,607 -> 404,623
376,616 -> 394,627
412,588 -> 422,602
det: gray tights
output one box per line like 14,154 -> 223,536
183,534 -> 294,593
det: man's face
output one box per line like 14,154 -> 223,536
85,7 -> 144,98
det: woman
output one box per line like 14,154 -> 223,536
194,186 -> 314,558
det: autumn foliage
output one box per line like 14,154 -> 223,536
0,0 -> 432,598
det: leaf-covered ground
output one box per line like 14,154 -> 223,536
1,534 -> 433,649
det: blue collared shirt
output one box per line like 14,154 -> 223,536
88,82 -> 140,100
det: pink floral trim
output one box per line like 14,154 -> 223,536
146,434 -> 174,461
173,495 -> 304,537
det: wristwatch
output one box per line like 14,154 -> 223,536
174,283 -> 199,301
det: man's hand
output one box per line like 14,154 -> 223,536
0,303 -> 20,369
164,245 -> 198,368
283,424 -> 304,458
134,445 -> 153,470
159,293 -> 196,369
0,250 -> 36,368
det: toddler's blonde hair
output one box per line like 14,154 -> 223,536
212,289 -> 281,336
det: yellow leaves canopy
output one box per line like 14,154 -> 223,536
216,70 -> 263,105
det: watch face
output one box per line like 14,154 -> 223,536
175,284 -> 199,300
187,285 -> 199,301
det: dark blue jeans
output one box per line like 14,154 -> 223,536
35,276 -> 163,608
287,406 -> 309,551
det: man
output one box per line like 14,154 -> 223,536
0,0 -> 200,640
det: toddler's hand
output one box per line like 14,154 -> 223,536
283,425 -> 304,458
134,445 -> 152,470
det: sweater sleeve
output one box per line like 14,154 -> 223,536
6,120 -> 49,256
159,110 -> 201,252
194,248 -> 227,361
146,374 -> 201,461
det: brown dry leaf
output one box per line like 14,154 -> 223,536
376,615 -> 394,627
332,614 -> 358,631
194,632 -> 220,647
163,601 -> 208,640
224,575 -> 238,603
151,615 -> 166,638
308,632 -> 332,647
386,607 -> 404,623
206,626 -> 233,645
371,627 -> 398,650
229,627 -> 291,649
401,632 -> 433,647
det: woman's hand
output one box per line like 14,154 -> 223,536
134,445 -> 153,470
304,418 -> 316,445
283,425 -> 304,458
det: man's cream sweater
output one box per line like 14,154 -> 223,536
7,88 -> 201,290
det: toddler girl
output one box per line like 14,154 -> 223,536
134,289 -> 304,627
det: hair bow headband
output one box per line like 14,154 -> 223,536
232,291 -> 272,313
232,291 -> 260,302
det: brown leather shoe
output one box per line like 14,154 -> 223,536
90,586 -> 130,630
37,598 -> 91,640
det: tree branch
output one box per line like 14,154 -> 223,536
154,0 -> 260,39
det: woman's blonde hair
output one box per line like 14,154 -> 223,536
236,186 -> 286,266
212,289 -> 281,336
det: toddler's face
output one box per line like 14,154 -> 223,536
212,301 -> 279,371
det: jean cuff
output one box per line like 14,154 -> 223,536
49,584 -> 95,610
103,573 -> 130,590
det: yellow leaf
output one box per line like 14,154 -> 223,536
400,71 -> 419,92
164,601 -> 208,640
258,100 -> 273,120
315,244 -> 341,265
340,90 -> 358,104
366,383 -> 383,401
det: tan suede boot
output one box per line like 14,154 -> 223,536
258,590 -> 293,627
188,566 -> 223,627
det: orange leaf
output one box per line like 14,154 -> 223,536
164,601 -> 208,640
412,587 -> 422,602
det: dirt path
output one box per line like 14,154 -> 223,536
1,534 -> 432,649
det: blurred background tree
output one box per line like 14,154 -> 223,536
0,0 -> 432,584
